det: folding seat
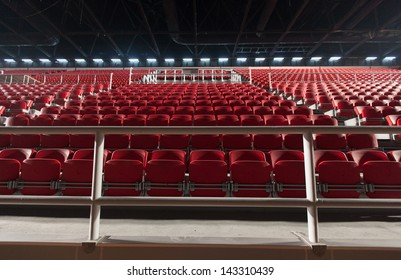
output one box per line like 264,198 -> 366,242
212,100 -> 228,107
279,100 -> 296,107
70,134 -> 95,149
123,114 -> 147,126
60,159 -> 93,196
292,106 -> 312,116
359,107 -> 384,125
287,115 -> 312,126
98,100 -> 115,107
6,115 -> 30,126
147,114 -> 170,126
19,159 -> 61,195
195,100 -> 211,106
35,149 -> 72,164
363,161 -> 401,198
314,134 -> 347,150
163,99 -> 180,107
318,161 -> 362,198
76,114 -> 100,126
240,115 -> 263,126
81,106 -> 100,115
229,100 -> 245,107
313,117 -> 338,126
130,134 -> 159,150
103,149 -> 148,196
272,106 -> 292,117
188,150 -> 228,197
214,106 -> 233,116
263,99 -> 278,107
233,106 -> 252,116
30,115 -> 54,126
0,148 -> 34,164
60,106 -> 81,115
346,134 -> 378,150
222,134 -> 252,150
10,134 -> 41,148
253,106 -> 272,116
245,100 -> 261,108
179,100 -> 195,107
100,106 -> 118,115
268,150 -> 304,169
274,160 -> 305,198
72,148 -> 110,163
0,158 -> 20,195
175,106 -> 194,115
145,150 -> 187,196
137,106 -> 157,116
159,114 -> 192,149
115,100 -> 131,107
217,115 -> 240,126
192,115 -> 220,149
157,106 -> 175,116
314,150 -> 348,171
99,115 -> 130,149
195,106 -> 214,115
347,150 -> 389,168
118,106 -> 138,116
148,100 -> 163,107
40,106 -> 61,115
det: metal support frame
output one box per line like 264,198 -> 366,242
2,126 -> 401,243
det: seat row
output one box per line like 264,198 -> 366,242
1,148 -> 401,198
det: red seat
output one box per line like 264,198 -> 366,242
189,160 -> 228,197
314,150 -> 348,171
147,114 -> 170,126
274,160 -> 305,198
130,134 -> 159,150
318,161 -> 361,198
192,115 -> 220,149
145,160 -> 186,196
70,134 -> 95,149
0,158 -> 20,194
240,115 -> 263,126
268,150 -> 304,169
363,161 -> 401,198
60,159 -> 93,196
0,148 -> 34,163
19,159 -> 61,195
40,134 -> 70,148
217,115 -> 240,126
347,150 -> 389,168
104,151 -> 147,196
314,134 -> 347,150
35,149 -> 72,164
10,134 -> 41,148
346,134 -> 378,149
222,134 -> 252,150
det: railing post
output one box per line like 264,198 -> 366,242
249,67 -> 252,84
109,73 -> 113,90
128,67 -> 133,85
268,72 -> 272,89
88,131 -> 105,241
303,130 -> 319,243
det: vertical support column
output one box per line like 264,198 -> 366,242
60,75 -> 63,84
128,67 -> 133,85
88,130 -> 105,241
10,75 -> 13,84
354,73 -> 357,82
249,67 -> 252,84
77,74 -> 80,84
94,74 -> 97,84
44,75 -> 47,84
202,69 -> 205,81
164,70 -> 167,83
109,73 -> 113,90
173,69 -> 176,82
303,131 -> 319,243
268,72 -> 272,90
390,73 -> 393,82
336,73 -> 339,82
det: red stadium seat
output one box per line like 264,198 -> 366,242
0,158 -> 20,195
363,161 -> 401,198
274,160 -> 305,198
60,159 -> 93,196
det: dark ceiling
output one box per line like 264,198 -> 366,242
0,0 -> 401,63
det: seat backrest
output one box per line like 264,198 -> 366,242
363,161 -> 401,185
314,150 -> 348,170
61,159 -> 93,182
269,150 -> 304,168
150,150 -> 186,163
111,149 -> 148,164
318,161 -> 360,184
0,148 -> 34,163
189,150 -> 225,162
229,150 -> 266,166
348,150 -> 389,167
274,160 -> 305,184
21,158 -> 61,181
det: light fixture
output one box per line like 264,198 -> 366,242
56,58 -> 68,63
292,57 -> 303,61
39,59 -> 51,63
75,58 -> 86,63
255,58 -> 265,62
311,57 -> 322,61
22,59 -> 33,63
383,56 -> 396,61
329,56 -> 341,61
237,57 -> 247,62
183,58 -> 193,62
218,58 -> 229,62
200,58 -> 210,62
4,59 -> 16,63
165,58 -> 175,63
129,58 -> 139,63
111,58 -> 121,63
146,58 -> 157,63
273,57 -> 284,62
93,58 -> 104,63
365,56 -> 377,61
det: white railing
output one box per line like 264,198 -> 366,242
1,125 -> 401,244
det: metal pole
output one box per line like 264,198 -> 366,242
173,69 -> 176,82
77,74 -> 80,84
60,75 -> 63,84
88,131 -> 105,241
249,67 -> 252,84
109,73 -> 113,90
303,131 -> 319,243
10,75 -> 13,84
164,70 -> 167,84
128,67 -> 133,85
268,72 -> 272,89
